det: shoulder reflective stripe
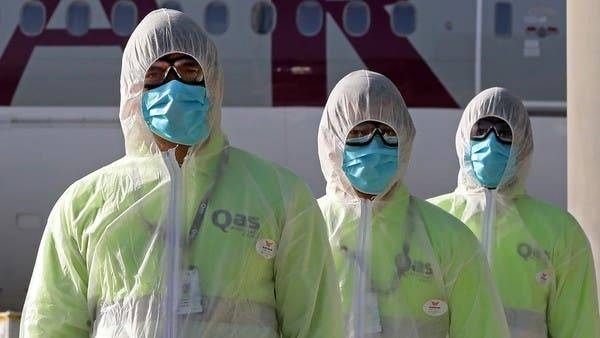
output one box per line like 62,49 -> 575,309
346,315 -> 449,337
95,294 -> 277,328
381,316 -> 448,337
505,308 -> 547,338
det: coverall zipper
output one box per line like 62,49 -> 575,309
163,150 -> 183,338
351,199 -> 373,337
482,189 -> 497,264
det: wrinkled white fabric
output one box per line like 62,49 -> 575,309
456,87 -> 533,195
318,70 -> 415,199
119,9 -> 224,155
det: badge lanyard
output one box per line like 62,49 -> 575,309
178,148 -> 229,315
185,148 -> 229,255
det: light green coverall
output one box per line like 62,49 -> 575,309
317,71 -> 511,338
429,87 -> 600,338
20,9 -> 343,338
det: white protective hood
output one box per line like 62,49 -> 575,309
119,8 -> 224,155
456,87 -> 533,193
318,70 -> 415,199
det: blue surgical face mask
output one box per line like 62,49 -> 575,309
141,80 -> 210,146
342,135 -> 398,195
469,133 -> 512,189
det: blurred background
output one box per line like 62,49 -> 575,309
0,0 -> 569,314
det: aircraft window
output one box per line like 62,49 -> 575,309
111,0 -> 138,37
296,0 -> 323,37
343,1 -> 370,37
160,1 -> 182,11
20,1 -> 46,37
391,2 -> 416,36
67,1 -> 91,36
495,2 -> 512,37
205,1 -> 229,35
251,1 -> 276,35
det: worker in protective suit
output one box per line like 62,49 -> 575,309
20,9 -> 343,338
429,87 -> 600,338
317,70 -> 510,338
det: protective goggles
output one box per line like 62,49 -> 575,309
345,122 -> 398,147
470,116 -> 513,144
144,57 -> 205,89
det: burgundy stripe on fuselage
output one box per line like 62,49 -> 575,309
0,0 -> 157,106
1,0 -> 457,108
272,0 -> 458,108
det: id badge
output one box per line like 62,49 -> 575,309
366,291 -> 382,333
177,267 -> 204,315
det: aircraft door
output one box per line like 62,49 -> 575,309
480,0 -> 565,103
